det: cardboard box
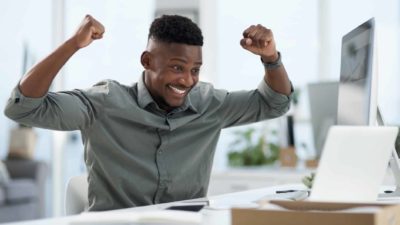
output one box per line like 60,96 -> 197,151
232,200 -> 400,225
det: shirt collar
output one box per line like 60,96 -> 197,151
137,73 -> 154,109
137,72 -> 198,113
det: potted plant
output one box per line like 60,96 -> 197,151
227,127 -> 280,167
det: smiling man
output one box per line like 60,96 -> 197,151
142,41 -> 202,111
141,16 -> 204,112
4,15 -> 292,211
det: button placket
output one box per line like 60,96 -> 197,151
154,128 -> 170,203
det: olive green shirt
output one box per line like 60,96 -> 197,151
4,75 -> 291,211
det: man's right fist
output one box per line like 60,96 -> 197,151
71,15 -> 105,49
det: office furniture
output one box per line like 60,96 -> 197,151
64,168 -> 312,215
208,165 -> 396,197
3,183 -> 307,225
208,168 -> 312,196
65,174 -> 88,215
62,167 -> 311,216
0,159 -> 47,223
5,182 -> 400,225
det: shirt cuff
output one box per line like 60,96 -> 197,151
257,80 -> 294,103
9,85 -> 45,109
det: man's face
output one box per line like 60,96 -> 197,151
142,40 -> 202,111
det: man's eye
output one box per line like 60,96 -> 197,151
192,68 -> 200,75
172,65 -> 183,72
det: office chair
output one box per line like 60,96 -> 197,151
65,174 -> 89,215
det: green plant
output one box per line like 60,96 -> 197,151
302,172 -> 315,189
227,128 -> 280,167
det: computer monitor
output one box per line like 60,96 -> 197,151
308,81 -> 338,158
336,18 -> 400,197
337,18 -> 377,126
308,19 -> 377,159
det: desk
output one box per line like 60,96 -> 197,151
3,183 -> 306,225
208,168 -> 313,195
6,183 -> 400,225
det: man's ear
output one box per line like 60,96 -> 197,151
140,51 -> 151,69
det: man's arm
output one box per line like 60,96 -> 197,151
4,15 -> 106,130
240,24 -> 291,96
20,15 -> 105,97
216,24 -> 291,128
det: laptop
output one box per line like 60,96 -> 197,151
309,126 -> 398,202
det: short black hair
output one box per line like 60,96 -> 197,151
148,15 -> 203,46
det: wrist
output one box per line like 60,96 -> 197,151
261,51 -> 282,70
65,37 -> 81,51
261,52 -> 279,63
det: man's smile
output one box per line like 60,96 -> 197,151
168,84 -> 189,95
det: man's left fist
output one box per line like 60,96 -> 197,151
240,24 -> 279,62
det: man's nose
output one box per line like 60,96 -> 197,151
179,72 -> 194,87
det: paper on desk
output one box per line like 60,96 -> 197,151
69,210 -> 202,224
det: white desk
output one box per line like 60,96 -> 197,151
6,183 -> 400,225
2,183 -> 306,225
208,168 -> 313,196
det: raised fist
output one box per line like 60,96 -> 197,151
70,15 -> 105,49
240,24 -> 278,62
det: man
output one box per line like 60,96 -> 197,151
4,14 -> 292,211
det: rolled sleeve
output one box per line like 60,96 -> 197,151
4,85 -> 45,119
257,80 -> 293,115
257,80 -> 293,106
4,83 -> 107,131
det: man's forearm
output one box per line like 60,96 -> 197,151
264,65 -> 292,96
19,39 -> 79,98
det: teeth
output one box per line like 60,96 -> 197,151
169,85 -> 186,95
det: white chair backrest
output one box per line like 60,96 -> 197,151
65,174 -> 89,215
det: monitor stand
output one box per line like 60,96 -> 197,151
377,108 -> 400,198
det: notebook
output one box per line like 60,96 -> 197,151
309,126 -> 398,202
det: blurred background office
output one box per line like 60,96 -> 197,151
1,0 -> 400,222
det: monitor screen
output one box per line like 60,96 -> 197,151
337,18 -> 376,126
